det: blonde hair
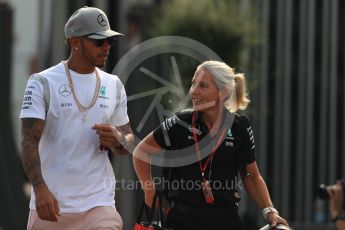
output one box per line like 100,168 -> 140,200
197,60 -> 250,112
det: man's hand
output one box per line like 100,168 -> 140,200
92,123 -> 133,155
34,184 -> 60,222
92,124 -> 123,149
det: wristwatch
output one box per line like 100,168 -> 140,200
332,212 -> 345,222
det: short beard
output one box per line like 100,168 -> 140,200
96,63 -> 105,68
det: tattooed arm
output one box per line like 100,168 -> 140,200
21,118 -> 45,188
21,118 -> 60,222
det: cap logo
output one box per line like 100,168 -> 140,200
97,14 -> 107,26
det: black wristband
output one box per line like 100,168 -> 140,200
114,144 -> 124,151
114,135 -> 127,151
332,213 -> 345,222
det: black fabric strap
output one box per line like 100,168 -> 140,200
136,198 -> 151,223
137,191 -> 166,226
150,191 -> 165,227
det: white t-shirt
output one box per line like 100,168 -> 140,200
20,62 -> 129,213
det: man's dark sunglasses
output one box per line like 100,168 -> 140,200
84,34 -> 116,47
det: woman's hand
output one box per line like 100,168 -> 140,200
144,187 -> 156,208
327,180 -> 344,219
267,212 -> 289,227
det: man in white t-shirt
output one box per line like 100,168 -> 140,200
20,6 -> 133,230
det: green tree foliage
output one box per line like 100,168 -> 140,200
147,0 -> 260,112
151,0 -> 259,66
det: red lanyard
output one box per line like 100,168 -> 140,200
192,112 -> 227,179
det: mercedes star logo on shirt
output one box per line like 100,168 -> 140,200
59,84 -> 71,97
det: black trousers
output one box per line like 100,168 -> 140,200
166,203 -> 243,230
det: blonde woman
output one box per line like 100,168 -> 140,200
133,61 -> 289,229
